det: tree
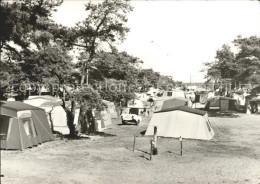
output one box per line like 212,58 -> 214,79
72,0 -> 133,85
203,44 -> 237,83
232,36 -> 260,85
56,0 -> 133,135
0,0 -> 63,98
203,36 -> 260,90
138,69 -> 160,91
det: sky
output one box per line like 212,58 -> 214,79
51,0 -> 260,83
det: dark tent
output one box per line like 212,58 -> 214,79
205,96 -> 238,112
161,97 -> 188,110
0,101 -> 54,150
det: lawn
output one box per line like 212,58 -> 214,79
1,113 -> 260,184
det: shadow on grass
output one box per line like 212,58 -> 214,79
167,151 -> 181,156
136,149 -> 150,155
63,132 -> 116,140
140,155 -> 150,161
207,110 -> 240,118
126,147 -> 151,160
117,123 -> 138,126
140,130 -> 146,135
87,132 -> 116,137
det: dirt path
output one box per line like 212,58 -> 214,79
1,114 -> 260,184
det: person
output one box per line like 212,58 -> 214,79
246,104 -> 252,114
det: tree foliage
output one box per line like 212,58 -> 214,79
72,0 -> 133,84
204,36 -> 260,86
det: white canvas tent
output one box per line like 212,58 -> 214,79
102,100 -> 118,118
145,106 -> 214,140
23,96 -> 77,134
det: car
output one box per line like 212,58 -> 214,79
121,113 -> 142,125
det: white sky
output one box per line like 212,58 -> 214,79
51,0 -> 260,83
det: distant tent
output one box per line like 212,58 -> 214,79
205,96 -> 238,112
232,92 -> 246,106
154,97 -> 188,112
102,100 -> 118,118
161,97 -> 188,110
154,100 -> 164,112
96,110 -> 112,127
0,101 -> 54,150
145,106 -> 214,140
245,95 -> 260,114
195,91 -> 214,104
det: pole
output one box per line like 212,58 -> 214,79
180,136 -> 183,156
150,139 -> 153,161
153,126 -> 158,155
133,135 -> 136,152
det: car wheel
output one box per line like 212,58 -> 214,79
122,120 -> 127,125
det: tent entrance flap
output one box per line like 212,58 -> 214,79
0,115 -> 11,140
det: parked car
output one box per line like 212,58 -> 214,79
121,113 -> 142,125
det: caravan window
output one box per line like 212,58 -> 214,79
21,118 -> 37,137
167,92 -> 172,96
0,116 -> 10,140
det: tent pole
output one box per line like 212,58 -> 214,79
180,136 -> 183,156
153,126 -> 158,155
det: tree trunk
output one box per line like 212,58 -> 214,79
62,86 -> 76,138
78,107 -> 88,133
78,108 -> 95,134
48,106 -> 55,133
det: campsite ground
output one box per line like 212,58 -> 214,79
1,113 -> 260,184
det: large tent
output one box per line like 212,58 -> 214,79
0,101 -> 54,150
145,106 -> 214,140
205,96 -> 238,112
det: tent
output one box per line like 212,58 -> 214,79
24,96 -> 72,134
0,101 -> 54,150
154,97 -> 189,112
102,100 -> 118,118
205,96 -> 238,112
94,110 -> 112,131
145,106 -> 214,140
232,92 -> 247,106
245,95 -> 260,114
195,91 -> 214,104
161,97 -> 189,110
